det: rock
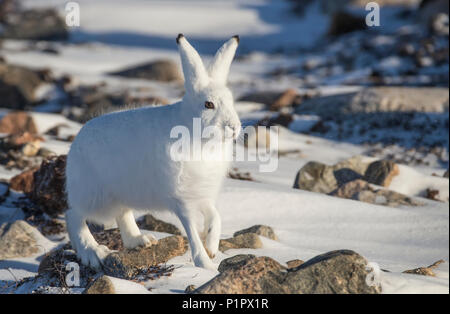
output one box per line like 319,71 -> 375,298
444,169 -> 449,178
83,275 -> 115,294
92,228 -> 124,251
110,60 -> 181,82
197,250 -> 380,294
257,113 -> 294,128
239,89 -> 301,111
243,126 -> 277,149
5,132 -> 43,147
0,63 -> 46,109
328,11 -> 367,37
425,188 -> 440,201
9,167 -> 38,193
103,235 -> 187,279
233,225 -> 278,241
0,220 -> 39,259
218,254 -> 257,273
219,233 -> 263,252
330,179 -> 422,207
137,214 -> 181,235
293,156 -> 369,194
364,160 -> 399,187
403,260 -> 445,277
0,112 -> 38,135
21,140 -> 41,157
419,0 -> 449,34
296,87 -> 449,119
0,9 -> 68,41
195,256 -> 287,294
28,155 -> 67,217
184,285 -> 197,294
286,259 -> 304,269
283,250 -> 381,294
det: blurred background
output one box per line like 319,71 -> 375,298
0,0 -> 448,172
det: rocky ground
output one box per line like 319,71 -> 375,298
0,0 -> 449,294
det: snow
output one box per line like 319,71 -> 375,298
0,0 -> 448,294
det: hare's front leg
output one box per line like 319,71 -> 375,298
200,202 -> 221,258
175,203 -> 217,270
66,209 -> 112,270
116,210 -> 157,249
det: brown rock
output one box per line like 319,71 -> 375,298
92,228 -> 124,251
403,260 -> 445,277
330,179 -> 369,199
286,259 -> 304,269
0,112 -> 38,135
28,155 -> 67,217
364,160 -> 399,187
184,285 -> 197,294
219,233 -> 263,252
9,167 -> 38,193
0,220 -> 39,259
257,113 -> 293,128
84,275 -> 115,294
239,89 -> 301,111
110,60 -> 181,82
103,235 -> 188,279
137,214 -> 181,235
233,225 -> 278,241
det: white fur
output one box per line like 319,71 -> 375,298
65,35 -> 241,270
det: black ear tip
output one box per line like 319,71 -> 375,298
233,35 -> 240,44
176,34 -> 184,44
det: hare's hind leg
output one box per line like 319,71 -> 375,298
66,209 -> 112,270
200,202 -> 221,258
116,209 -> 157,249
175,202 -> 216,270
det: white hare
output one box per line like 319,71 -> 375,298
65,34 -> 241,270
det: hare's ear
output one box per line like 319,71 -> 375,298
177,34 -> 209,92
208,35 -> 239,85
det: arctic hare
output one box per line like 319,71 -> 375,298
65,34 -> 241,270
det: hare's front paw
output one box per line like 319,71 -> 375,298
78,245 -> 112,271
123,234 -> 157,250
193,255 -> 217,271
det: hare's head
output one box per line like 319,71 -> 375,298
177,34 -> 241,140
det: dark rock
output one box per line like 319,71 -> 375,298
0,220 -> 39,259
92,228 -> 124,251
184,285 -> 197,294
328,11 -> 367,37
28,155 -> 67,217
218,254 -> 257,273
137,214 -> 181,235
110,60 -> 181,82
257,113 -> 293,128
444,169 -> 449,178
233,225 -> 278,241
364,160 -> 399,187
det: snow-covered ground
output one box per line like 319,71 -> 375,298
0,0 -> 448,294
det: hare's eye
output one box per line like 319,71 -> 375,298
205,101 -> 215,109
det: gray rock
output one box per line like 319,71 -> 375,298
0,9 -> 68,41
233,225 -> 278,241
110,60 -> 181,82
219,233 -> 263,252
293,156 -> 369,194
283,250 -> 381,294
0,220 -> 39,259
0,63 -> 45,109
444,169 -> 449,178
296,87 -> 449,119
